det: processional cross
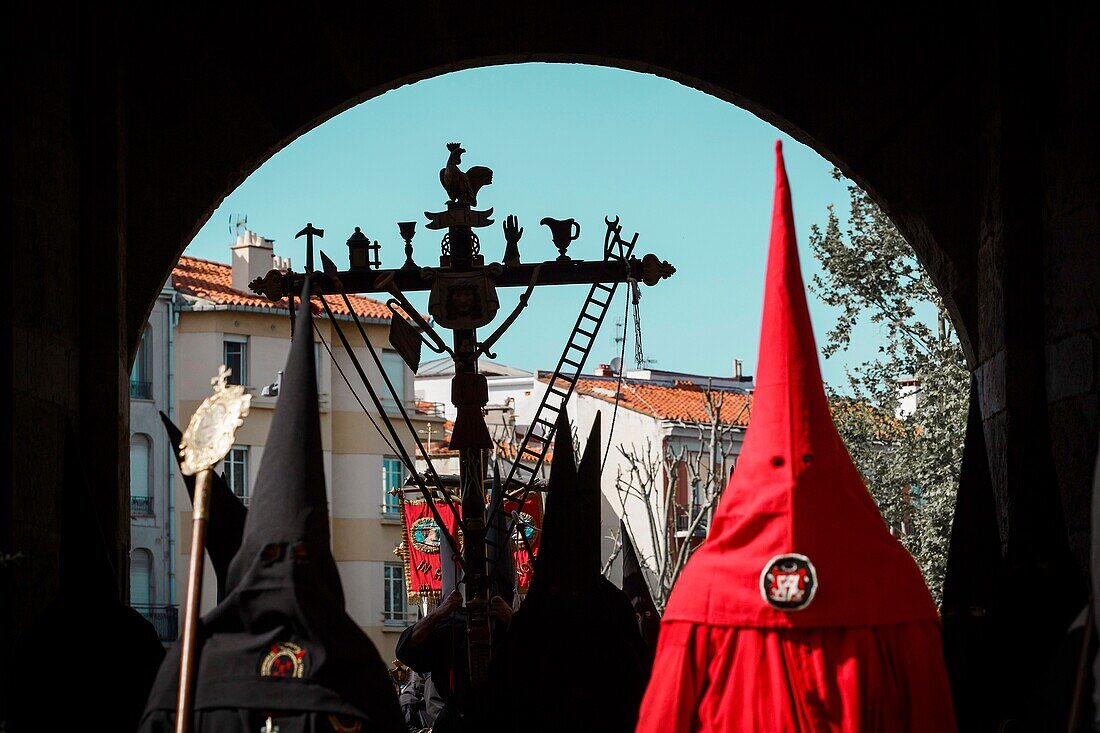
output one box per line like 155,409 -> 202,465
250,143 -> 675,685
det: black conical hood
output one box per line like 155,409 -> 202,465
139,278 -> 403,730
226,277 -> 343,602
574,412 -> 603,578
160,411 -> 247,601
525,411 -> 579,598
620,521 -> 660,651
526,412 -> 602,599
486,462 -> 515,607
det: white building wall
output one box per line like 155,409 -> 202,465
415,376 -> 451,417
331,453 -> 387,519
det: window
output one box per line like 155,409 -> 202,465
130,434 -> 152,515
223,335 -> 248,386
130,326 -> 153,399
130,549 -> 152,607
381,350 -> 405,413
382,457 -> 405,516
224,446 -> 249,504
383,564 -> 407,625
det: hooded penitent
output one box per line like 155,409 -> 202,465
492,411 -> 650,733
635,142 -> 956,732
485,462 -> 516,608
621,521 -> 660,653
11,425 -> 166,733
160,411 -> 247,601
139,279 -> 404,732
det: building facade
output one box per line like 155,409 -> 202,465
132,229 -> 444,660
128,285 -> 180,642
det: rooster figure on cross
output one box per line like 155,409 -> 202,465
440,142 -> 493,207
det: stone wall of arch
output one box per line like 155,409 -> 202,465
12,6 -> 1098,724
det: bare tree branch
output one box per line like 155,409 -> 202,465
610,383 -> 744,610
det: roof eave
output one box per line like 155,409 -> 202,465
173,298 -> 390,325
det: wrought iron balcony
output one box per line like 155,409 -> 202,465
133,604 -> 179,642
382,398 -> 429,416
382,608 -> 419,627
414,400 -> 446,418
131,495 -> 153,516
129,380 -> 153,400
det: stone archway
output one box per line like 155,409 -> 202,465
13,5 -> 1099,728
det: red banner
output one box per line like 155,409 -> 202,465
398,492 -> 544,601
504,494 -> 543,593
398,498 -> 462,603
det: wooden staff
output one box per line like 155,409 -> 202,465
175,365 -> 251,733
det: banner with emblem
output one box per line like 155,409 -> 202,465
504,493 -> 543,593
397,497 -> 463,604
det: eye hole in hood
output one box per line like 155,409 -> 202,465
261,543 -> 286,564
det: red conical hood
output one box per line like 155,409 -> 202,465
663,142 -> 937,627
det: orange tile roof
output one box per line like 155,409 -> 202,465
173,255 -> 393,321
549,375 -> 753,427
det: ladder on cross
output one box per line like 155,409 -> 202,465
486,219 -> 638,546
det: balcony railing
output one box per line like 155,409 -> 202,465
382,608 -> 419,627
133,604 -> 179,641
131,496 -> 153,516
129,380 -> 153,400
413,400 -> 446,418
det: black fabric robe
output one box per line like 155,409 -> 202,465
490,412 -> 651,733
395,612 -> 509,732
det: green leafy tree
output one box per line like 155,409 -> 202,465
809,172 -> 968,603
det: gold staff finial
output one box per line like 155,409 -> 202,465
175,365 -> 251,733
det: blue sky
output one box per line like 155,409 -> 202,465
185,63 -> 885,388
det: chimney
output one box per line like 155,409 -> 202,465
595,363 -> 614,377
231,228 -> 276,293
733,359 -> 743,379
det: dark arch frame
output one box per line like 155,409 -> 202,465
122,10 -> 979,370
14,7 -> 1098,729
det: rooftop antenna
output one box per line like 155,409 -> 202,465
614,318 -> 626,345
229,214 -> 249,237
